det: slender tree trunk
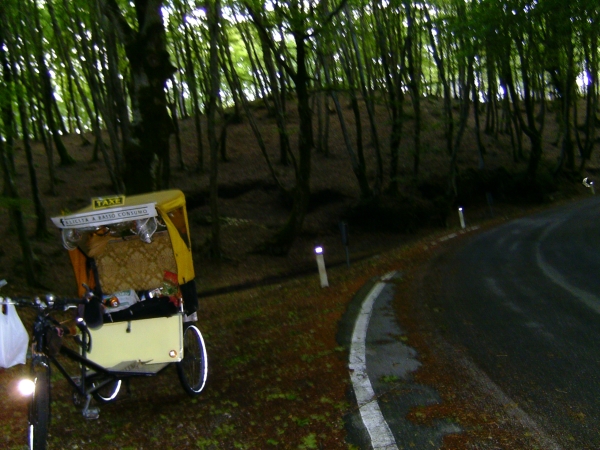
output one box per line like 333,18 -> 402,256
104,22 -> 131,148
513,39 -> 544,177
269,30 -> 314,253
68,2 -> 123,192
227,51 -> 288,191
207,0 -> 222,259
190,29 -> 207,172
30,0 -> 75,166
576,31 -> 598,173
259,31 -> 291,166
180,17 -> 204,172
0,139 -> 38,286
448,55 -> 474,199
373,0 -> 406,195
168,78 -> 185,169
19,14 -> 54,189
403,1 -> 422,176
238,21 -> 270,108
321,53 -> 372,199
424,5 -> 453,157
344,3 -> 383,194
3,30 -> 49,237
472,80 -> 486,169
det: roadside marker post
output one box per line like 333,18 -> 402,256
583,178 -> 595,195
339,221 -> 350,267
458,207 -> 466,229
315,246 -> 329,288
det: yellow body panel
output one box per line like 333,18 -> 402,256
86,314 -> 183,369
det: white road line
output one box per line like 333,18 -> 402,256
535,211 -> 600,316
349,275 -> 399,450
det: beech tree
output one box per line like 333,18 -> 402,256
101,0 -> 176,194
1,0 -> 599,273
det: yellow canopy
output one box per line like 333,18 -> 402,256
53,190 -> 195,293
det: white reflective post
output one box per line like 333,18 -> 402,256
315,247 -> 329,288
458,207 -> 466,229
583,178 -> 595,195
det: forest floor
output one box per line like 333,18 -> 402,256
0,97 -> 597,449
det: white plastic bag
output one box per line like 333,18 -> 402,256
0,303 -> 29,368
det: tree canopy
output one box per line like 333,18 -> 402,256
1,0 -> 598,269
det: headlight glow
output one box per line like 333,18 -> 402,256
17,378 -> 36,397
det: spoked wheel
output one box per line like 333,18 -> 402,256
92,378 -> 122,404
28,360 -> 51,450
177,324 -> 208,396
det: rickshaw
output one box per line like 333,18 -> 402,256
0,189 -> 208,450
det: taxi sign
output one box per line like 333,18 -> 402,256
51,203 -> 157,229
92,195 -> 125,210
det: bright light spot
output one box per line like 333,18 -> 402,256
18,379 -> 35,397
577,71 -> 591,90
162,5 -> 171,23
186,8 -> 206,26
315,247 -> 323,255
222,6 -> 247,23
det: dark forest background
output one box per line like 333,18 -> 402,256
1,0 -> 599,288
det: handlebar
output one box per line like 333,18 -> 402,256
1,294 -> 87,311
1,280 -> 98,354
0,279 -> 94,312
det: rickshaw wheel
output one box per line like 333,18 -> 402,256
177,324 -> 208,396
28,359 -> 51,450
92,379 -> 122,404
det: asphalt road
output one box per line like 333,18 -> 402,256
422,196 -> 600,449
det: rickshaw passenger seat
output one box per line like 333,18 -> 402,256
95,231 -> 178,294
87,231 -> 183,323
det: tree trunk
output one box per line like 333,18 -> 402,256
227,50 -> 288,192
68,2 -> 124,192
180,16 -> 204,172
344,3 -> 383,194
190,28 -> 207,172
207,0 -> 222,259
30,0 -> 75,166
3,29 -> 49,238
259,31 -> 291,166
102,0 -> 176,194
168,79 -> 185,169
0,138 -> 38,287
424,5 -> 454,157
472,80 -> 486,169
321,54 -> 372,199
448,55 -> 474,199
403,1 -> 422,176
576,30 -> 598,173
373,0 -> 406,195
266,30 -> 313,254
513,39 -> 544,177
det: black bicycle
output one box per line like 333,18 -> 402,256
1,281 -> 208,450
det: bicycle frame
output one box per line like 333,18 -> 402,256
25,300 -> 115,418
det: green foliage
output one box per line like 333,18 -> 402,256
298,433 -> 318,449
0,196 -> 29,211
0,0 -> 596,225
